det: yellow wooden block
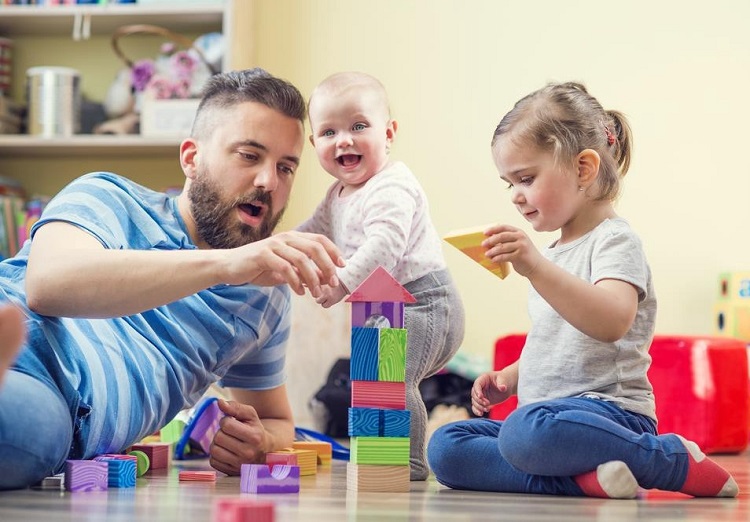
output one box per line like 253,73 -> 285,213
714,301 -> 750,341
443,226 -> 511,279
278,448 -> 317,475
717,271 -> 750,301
346,462 -> 409,492
292,441 -> 333,466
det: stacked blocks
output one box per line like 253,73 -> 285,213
345,266 -> 412,492
714,271 -> 750,341
240,464 -> 300,494
490,333 -> 750,454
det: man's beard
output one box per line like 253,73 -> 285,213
188,170 -> 285,249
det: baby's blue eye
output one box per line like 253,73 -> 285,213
322,129 -> 334,137
353,123 -> 366,131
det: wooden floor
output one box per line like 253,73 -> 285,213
0,451 -> 748,521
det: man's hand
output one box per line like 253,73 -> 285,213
222,231 -> 345,299
209,399 -> 269,475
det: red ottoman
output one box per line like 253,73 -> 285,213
489,334 -> 749,454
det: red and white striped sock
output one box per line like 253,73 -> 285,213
676,435 -> 738,498
574,461 -> 638,499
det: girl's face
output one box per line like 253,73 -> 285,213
309,88 -> 395,192
492,135 -> 585,239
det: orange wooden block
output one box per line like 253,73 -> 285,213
292,441 -> 333,466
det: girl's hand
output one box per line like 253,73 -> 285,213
471,371 -> 513,416
482,224 -> 543,278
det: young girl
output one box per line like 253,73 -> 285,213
426,82 -> 738,498
298,72 -> 465,481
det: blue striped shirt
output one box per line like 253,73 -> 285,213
0,173 -> 290,458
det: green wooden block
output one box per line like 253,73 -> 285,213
159,417 -> 186,446
350,436 -> 410,465
378,328 -> 407,382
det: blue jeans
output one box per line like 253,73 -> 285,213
0,370 -> 73,490
427,398 -> 691,496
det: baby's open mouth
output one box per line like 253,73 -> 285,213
336,154 -> 361,167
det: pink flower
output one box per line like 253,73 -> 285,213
131,59 -> 155,92
169,51 -> 198,80
145,75 -> 173,100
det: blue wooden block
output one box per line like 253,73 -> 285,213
351,327 -> 379,381
348,407 -> 410,437
105,459 -> 136,488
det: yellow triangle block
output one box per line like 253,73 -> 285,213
443,226 -> 511,279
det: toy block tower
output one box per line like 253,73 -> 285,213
714,271 -> 750,341
345,266 -> 413,492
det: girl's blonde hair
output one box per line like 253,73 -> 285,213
491,82 -> 633,201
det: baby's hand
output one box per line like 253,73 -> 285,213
315,283 -> 348,308
471,371 -> 512,416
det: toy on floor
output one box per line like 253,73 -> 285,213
240,464 -> 300,494
443,225 -> 511,279
345,266 -> 412,492
713,271 -> 750,341
213,498 -> 274,522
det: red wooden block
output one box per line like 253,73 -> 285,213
351,380 -> 406,410
214,498 -> 274,522
489,334 -> 750,454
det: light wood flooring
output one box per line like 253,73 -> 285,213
0,450 -> 748,521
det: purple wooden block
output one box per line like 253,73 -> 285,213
190,400 -> 222,454
240,464 -> 300,494
351,301 -> 404,329
64,460 -> 108,492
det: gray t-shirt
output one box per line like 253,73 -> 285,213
517,217 -> 657,421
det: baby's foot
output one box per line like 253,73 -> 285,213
410,458 -> 429,481
574,461 -> 639,499
0,305 -> 25,384
676,435 -> 738,497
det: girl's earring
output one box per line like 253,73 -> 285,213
578,186 -> 584,192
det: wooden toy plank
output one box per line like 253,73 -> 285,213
378,328 -> 407,382
351,381 -> 406,410
350,327 -> 379,381
350,436 -> 410,466
346,462 -> 409,493
348,408 -> 410,437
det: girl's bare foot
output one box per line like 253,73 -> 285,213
0,305 -> 25,385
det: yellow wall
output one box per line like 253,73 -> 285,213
252,0 -> 750,361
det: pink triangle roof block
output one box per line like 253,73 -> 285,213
346,266 -> 416,304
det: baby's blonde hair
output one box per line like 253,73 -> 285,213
308,71 -> 391,121
491,82 -> 633,201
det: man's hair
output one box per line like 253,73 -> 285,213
191,68 -> 306,139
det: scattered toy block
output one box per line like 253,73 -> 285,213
160,417 -> 187,447
240,464 -> 300,494
717,271 -> 750,300
348,408 -> 410,437
346,462 -> 409,492
443,226 -> 511,279
64,460 -> 108,492
179,470 -> 217,482
350,436 -> 410,466
130,442 -> 170,470
266,451 -> 298,470
276,448 -> 317,475
214,498 -> 275,522
378,328 -> 407,381
127,450 -> 150,477
101,458 -> 137,488
35,473 -> 64,490
351,380 -> 406,410
350,327 -> 379,380
184,398 -> 224,456
292,440 -> 333,466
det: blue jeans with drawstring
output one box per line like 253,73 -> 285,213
427,397 -> 692,496
0,370 -> 72,490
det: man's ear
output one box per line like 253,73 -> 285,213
180,138 -> 199,179
577,148 -> 601,188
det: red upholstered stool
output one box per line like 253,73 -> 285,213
489,334 -> 750,454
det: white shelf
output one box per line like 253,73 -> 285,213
0,134 -> 183,157
0,3 -> 225,36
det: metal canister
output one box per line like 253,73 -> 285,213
26,66 -> 81,137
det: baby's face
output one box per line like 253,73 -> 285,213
309,87 -> 394,190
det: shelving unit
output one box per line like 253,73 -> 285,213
0,1 -> 250,195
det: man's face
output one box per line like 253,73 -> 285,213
186,101 -> 304,249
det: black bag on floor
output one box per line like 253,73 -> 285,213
309,358 -> 351,438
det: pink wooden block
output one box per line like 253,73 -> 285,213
266,451 -> 298,470
214,498 -> 274,522
351,380 -> 406,410
346,266 -> 416,304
